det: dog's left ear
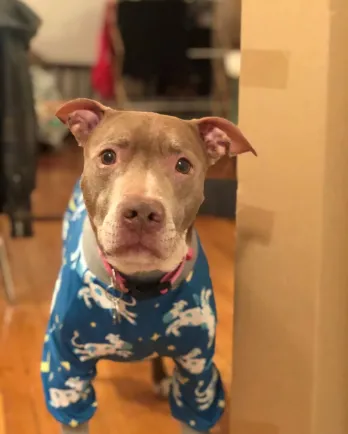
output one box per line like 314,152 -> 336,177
56,98 -> 111,146
192,117 -> 257,165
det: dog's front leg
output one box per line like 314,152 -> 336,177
61,422 -> 89,434
151,356 -> 172,397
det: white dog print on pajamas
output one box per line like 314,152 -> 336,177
69,190 -> 86,222
62,217 -> 69,241
71,331 -> 133,362
50,268 -> 63,314
49,377 -> 91,409
194,367 -> 219,411
163,288 -> 215,348
70,243 -> 81,270
176,348 -> 206,375
77,270 -> 138,325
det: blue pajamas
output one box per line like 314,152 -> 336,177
41,181 -> 225,431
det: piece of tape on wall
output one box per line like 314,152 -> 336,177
240,50 -> 290,89
236,205 -> 274,245
234,205 -> 275,264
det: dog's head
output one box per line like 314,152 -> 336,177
57,98 -> 256,274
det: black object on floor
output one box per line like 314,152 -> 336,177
0,0 -> 41,237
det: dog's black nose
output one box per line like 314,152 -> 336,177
120,196 -> 165,231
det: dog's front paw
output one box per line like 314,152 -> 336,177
153,376 -> 172,398
61,422 -> 89,434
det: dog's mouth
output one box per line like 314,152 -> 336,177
99,227 -> 187,274
99,227 -> 179,269
113,242 -> 162,258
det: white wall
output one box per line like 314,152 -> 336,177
24,0 -> 105,65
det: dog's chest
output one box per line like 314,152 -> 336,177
73,276 -> 208,361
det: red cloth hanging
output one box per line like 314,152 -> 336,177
91,2 -> 115,100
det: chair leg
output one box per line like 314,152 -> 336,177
0,237 -> 15,303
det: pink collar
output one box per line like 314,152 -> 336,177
99,248 -> 194,299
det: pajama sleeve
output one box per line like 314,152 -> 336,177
41,264 -> 98,428
169,290 -> 225,431
170,347 -> 225,432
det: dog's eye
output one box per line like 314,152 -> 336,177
175,158 -> 192,175
100,149 -> 117,165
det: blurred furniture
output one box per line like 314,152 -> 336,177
224,49 -> 240,124
0,0 -> 40,237
114,0 -> 214,117
118,0 -> 189,94
34,61 -> 97,100
0,234 -> 14,302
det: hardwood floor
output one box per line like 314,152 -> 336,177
0,146 -> 235,434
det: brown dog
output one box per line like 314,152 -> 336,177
41,98 -> 255,434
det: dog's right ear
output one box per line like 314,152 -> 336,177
56,98 -> 111,146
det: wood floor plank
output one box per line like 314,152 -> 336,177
0,393 -> 5,434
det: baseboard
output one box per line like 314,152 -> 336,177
199,178 -> 237,219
